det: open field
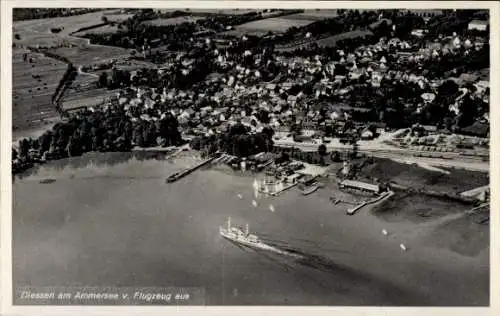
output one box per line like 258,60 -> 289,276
46,45 -> 130,66
183,9 -> 259,15
13,10 -> 130,37
283,9 -> 339,21
12,48 -> 67,135
101,12 -> 134,22
315,30 -> 374,47
155,9 -> 259,16
115,59 -> 159,71
11,11 -> 132,138
277,30 -> 374,51
12,32 -> 89,49
12,10 -> 131,49
144,16 -> 204,26
60,88 -> 120,110
228,17 -> 316,35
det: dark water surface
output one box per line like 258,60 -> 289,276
13,152 -> 489,305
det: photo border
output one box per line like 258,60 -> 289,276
1,1 -> 499,315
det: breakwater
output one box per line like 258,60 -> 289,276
346,190 -> 395,215
165,154 -> 220,183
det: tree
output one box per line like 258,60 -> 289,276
98,71 -> 108,88
438,79 -> 459,97
456,96 -> 479,128
256,109 -> 270,124
101,16 -> 109,23
111,68 -> 123,88
318,143 -> 327,166
290,122 -> 302,136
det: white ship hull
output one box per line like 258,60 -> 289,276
219,225 -> 303,259
220,229 -> 278,252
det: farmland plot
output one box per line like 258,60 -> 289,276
101,12 -> 134,22
314,30 -> 373,47
47,45 -> 131,66
283,9 -> 339,21
277,29 -> 374,51
12,31 -> 89,48
60,88 -> 120,111
178,9 -> 258,15
228,16 -> 316,35
144,16 -> 204,26
13,10 -> 128,36
12,49 -> 67,134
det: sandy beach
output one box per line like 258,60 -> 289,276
12,152 -> 489,305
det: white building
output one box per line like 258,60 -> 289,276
468,20 -> 488,31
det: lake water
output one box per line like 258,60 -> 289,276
12,152 -> 489,306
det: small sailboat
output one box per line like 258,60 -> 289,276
252,179 -> 259,190
382,229 -> 388,236
269,204 -> 275,212
252,200 -> 258,207
400,243 -> 407,252
237,194 -> 243,200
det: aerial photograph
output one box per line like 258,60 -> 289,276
10,6 -> 490,306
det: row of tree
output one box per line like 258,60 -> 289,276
189,123 -> 275,158
13,105 -> 183,174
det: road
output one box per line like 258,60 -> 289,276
273,134 -> 489,172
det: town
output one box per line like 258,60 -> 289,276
10,7 -> 491,306
12,8 -> 490,212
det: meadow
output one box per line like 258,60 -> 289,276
12,48 -> 67,135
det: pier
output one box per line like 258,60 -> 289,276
346,201 -> 368,215
347,190 -> 395,215
166,154 -> 220,183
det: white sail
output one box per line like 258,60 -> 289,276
252,200 -> 258,207
269,204 -> 275,212
237,194 -> 243,200
252,179 -> 259,190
